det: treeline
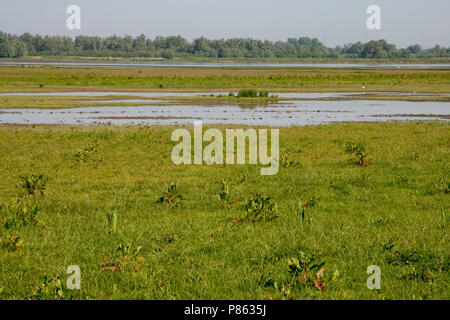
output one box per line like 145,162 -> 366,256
0,31 -> 449,59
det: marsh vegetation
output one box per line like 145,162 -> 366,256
0,122 -> 448,299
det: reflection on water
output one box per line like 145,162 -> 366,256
0,92 -> 227,98
1,61 -> 450,69
0,91 -> 357,98
1,99 -> 448,126
1,91 -> 449,99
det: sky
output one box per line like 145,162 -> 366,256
0,0 -> 449,48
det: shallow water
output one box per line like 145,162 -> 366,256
0,91 -> 226,98
0,91 -> 352,98
1,99 -> 448,126
2,61 -> 450,69
1,91 -> 448,99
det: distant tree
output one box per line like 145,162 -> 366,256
161,50 -> 174,60
0,39 -> 12,57
0,30 -> 447,59
0,38 -> 26,57
14,41 -> 27,57
407,44 -> 422,55
362,40 -> 390,58
192,37 -> 211,56
133,34 -> 147,51
399,49 -> 411,58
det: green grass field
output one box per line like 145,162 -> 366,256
1,66 -> 449,93
0,122 -> 448,300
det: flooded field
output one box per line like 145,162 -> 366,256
1,91 -> 449,98
2,61 -> 450,69
0,91 -> 448,126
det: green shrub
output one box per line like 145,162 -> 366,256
20,174 -> 48,196
280,155 -> 298,168
241,194 -> 278,223
237,90 -> 271,98
1,233 -> 22,251
237,89 -> 258,98
274,252 -> 331,298
100,242 -> 144,272
0,201 -> 41,229
28,276 -> 81,300
345,142 -> 369,166
157,182 -> 183,206
74,143 -> 97,163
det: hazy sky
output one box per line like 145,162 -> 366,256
1,0 -> 449,48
